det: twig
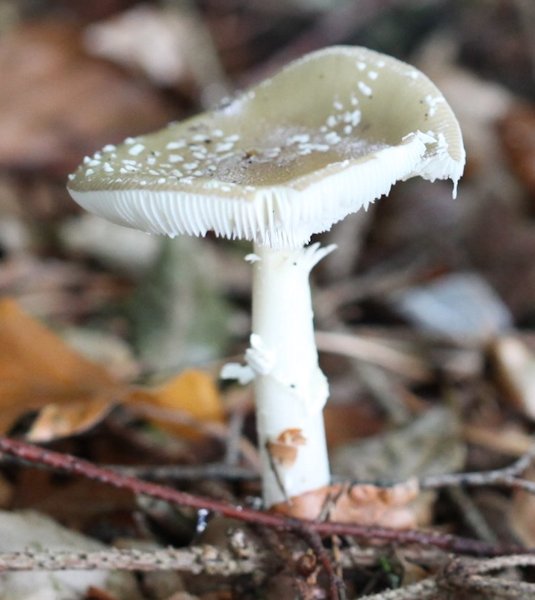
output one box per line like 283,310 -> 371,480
0,450 -> 259,481
441,555 -> 535,598
0,538 -> 442,577
462,423 -> 534,457
352,362 -> 411,425
0,437 -> 529,557
357,554 -> 535,599
422,444 -> 535,493
449,554 -> 535,573
314,256 -> 431,323
296,527 -> 346,600
111,462 -> 258,481
0,546 -> 257,575
447,487 -> 498,544
315,331 -> 431,382
460,575 -> 535,597
357,579 -> 438,600
224,408 -> 246,466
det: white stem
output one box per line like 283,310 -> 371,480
249,242 -> 335,507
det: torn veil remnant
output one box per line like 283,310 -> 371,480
68,46 -> 465,514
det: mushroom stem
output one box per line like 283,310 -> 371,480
249,242 -> 335,508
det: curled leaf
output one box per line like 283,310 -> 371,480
272,479 -> 419,527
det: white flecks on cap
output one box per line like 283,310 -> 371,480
128,143 -> 145,156
69,131 -> 456,248
167,140 -> 186,149
357,81 -> 373,97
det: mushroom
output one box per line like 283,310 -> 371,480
67,46 -> 465,512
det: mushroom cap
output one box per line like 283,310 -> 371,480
68,46 -> 465,248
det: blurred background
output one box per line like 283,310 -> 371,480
2,0 -> 535,555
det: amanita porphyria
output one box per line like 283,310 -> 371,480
68,46 -> 465,512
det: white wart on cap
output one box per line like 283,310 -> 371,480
68,46 -> 465,248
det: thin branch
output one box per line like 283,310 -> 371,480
296,527 -> 346,600
445,553 -> 535,575
315,331 -> 431,383
0,437 -> 530,558
422,444 -> 535,493
357,579 -> 438,600
0,546 -> 258,575
447,487 -> 498,544
111,462 -> 258,481
441,555 -> 535,598
462,575 -> 535,597
224,408 -> 247,466
0,454 -> 259,482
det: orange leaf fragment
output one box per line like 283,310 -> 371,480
272,479 -> 419,528
0,299 -> 223,442
27,397 -> 115,443
129,369 -> 224,439
0,298 -> 120,438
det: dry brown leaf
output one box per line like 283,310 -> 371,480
491,335 -> 535,419
28,398 -> 115,443
84,5 -> 195,87
0,298 -> 120,437
324,403 -> 383,448
272,479 -> 419,527
0,298 -> 223,441
0,21 -> 173,176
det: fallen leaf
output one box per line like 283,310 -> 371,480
129,370 -> 224,439
0,20 -> 173,176
389,272 -> 512,345
28,398 -> 115,443
84,4 -> 195,87
272,479 -> 419,528
491,335 -> 535,419
0,298 -> 119,438
0,298 -> 223,442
